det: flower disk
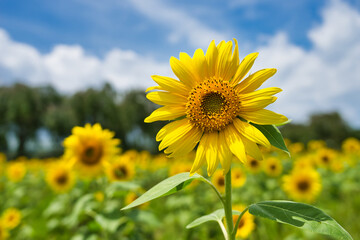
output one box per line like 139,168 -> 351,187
145,39 -> 288,176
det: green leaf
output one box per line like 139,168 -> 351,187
251,123 -> 290,155
121,172 -> 205,210
249,201 -> 353,240
186,209 -> 240,229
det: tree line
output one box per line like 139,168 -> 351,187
0,83 -> 359,159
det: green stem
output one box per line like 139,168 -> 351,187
232,206 -> 250,239
224,169 -> 234,240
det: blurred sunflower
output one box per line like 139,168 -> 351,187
169,160 -> 193,176
244,156 -> 262,174
232,205 -> 255,239
63,123 -> 121,177
342,137 -> 360,155
263,157 -> 283,177
46,162 -> 76,193
6,162 -> 26,183
293,155 -> 316,170
94,191 -> 105,203
105,156 -> 135,182
288,142 -> 304,155
212,170 -> 225,192
231,167 -> 246,188
282,169 -> 322,203
145,39 -> 287,176
315,148 -> 337,169
307,140 -> 326,152
1,208 -> 21,230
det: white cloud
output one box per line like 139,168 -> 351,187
252,0 -> 360,126
0,29 -> 171,92
128,0 -> 228,48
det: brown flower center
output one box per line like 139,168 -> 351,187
186,78 -> 241,132
297,180 -> 310,192
81,144 -> 103,166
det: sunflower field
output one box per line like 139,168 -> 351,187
1,127 -> 359,239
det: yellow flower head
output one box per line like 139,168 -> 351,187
1,208 -> 22,230
105,155 -> 135,182
263,157 -> 283,177
232,204 -> 255,239
307,140 -> 326,152
289,142 -> 304,155
231,167 -> 246,188
244,156 -> 262,174
342,137 -> 360,155
293,155 -> 316,171
46,161 -> 76,193
6,162 -> 26,183
315,148 -> 337,169
282,168 -> 322,203
94,191 -> 105,203
63,123 -> 121,177
211,169 -> 226,192
145,39 -> 287,176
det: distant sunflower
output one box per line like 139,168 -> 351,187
1,208 -> 21,230
105,156 -> 135,182
244,156 -> 262,174
231,167 -> 246,188
282,169 -> 322,202
94,191 -> 105,203
212,170 -> 225,192
63,123 -> 121,177
263,157 -> 282,177
46,162 -> 75,193
6,162 -> 26,183
307,140 -> 326,152
342,137 -> 360,155
232,204 -> 255,239
125,190 -> 149,209
145,39 -> 287,176
315,148 -> 337,169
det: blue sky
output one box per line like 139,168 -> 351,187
0,0 -> 360,126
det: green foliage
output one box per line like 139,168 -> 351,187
186,209 -> 240,229
121,172 -> 206,210
251,123 -> 290,155
249,200 -> 353,240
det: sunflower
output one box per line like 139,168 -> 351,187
232,204 -> 255,239
6,162 -> 26,183
315,148 -> 337,169
63,123 -> 121,177
1,208 -> 21,230
282,168 -> 322,203
46,162 -> 76,193
244,156 -> 262,174
342,137 -> 360,155
94,191 -> 105,203
307,140 -> 326,152
212,169 -> 226,192
263,157 -> 283,177
145,39 -> 287,176
231,167 -> 246,188
105,156 -> 135,182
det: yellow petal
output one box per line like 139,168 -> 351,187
151,75 -> 190,95
231,52 -> 259,86
217,41 -> 235,81
233,119 -> 270,148
239,87 -> 282,101
144,105 -> 185,123
224,124 -> 247,163
235,68 -> 277,94
218,131 -> 233,175
190,134 -> 208,175
156,119 -> 187,141
170,56 -> 197,88
240,96 -> 277,112
192,48 -> 207,81
205,132 -> 219,176
241,136 -> 263,160
145,85 -> 163,92
146,92 -> 187,106
165,127 -> 203,158
205,40 -> 219,77
240,109 -> 288,125
158,119 -> 193,151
